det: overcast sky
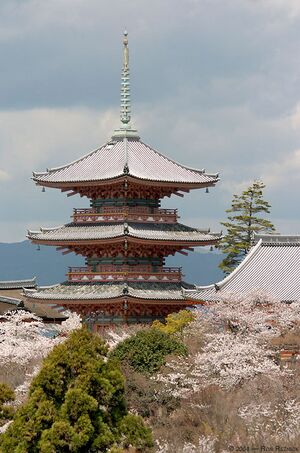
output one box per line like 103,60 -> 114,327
0,0 -> 300,242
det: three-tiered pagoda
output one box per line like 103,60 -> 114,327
24,32 -> 221,328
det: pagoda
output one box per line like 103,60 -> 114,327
24,32 -> 221,328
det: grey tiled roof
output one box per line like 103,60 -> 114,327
24,282 -> 190,301
185,234 -> 300,302
0,278 -> 36,290
0,289 -> 67,320
33,139 -> 218,186
0,296 -> 20,305
24,301 -> 67,320
28,222 -> 221,243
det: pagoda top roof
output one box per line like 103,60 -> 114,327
185,233 -> 300,303
33,138 -> 219,187
32,32 -> 219,191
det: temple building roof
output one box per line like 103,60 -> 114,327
28,222 -> 221,244
0,277 -> 36,290
0,297 -> 67,321
185,234 -> 300,303
0,284 -> 67,322
23,281 -> 193,301
32,139 -> 218,187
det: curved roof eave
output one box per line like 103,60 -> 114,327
27,222 -> 222,244
33,175 -> 219,186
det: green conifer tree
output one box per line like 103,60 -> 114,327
0,383 -> 15,427
0,328 -> 153,453
219,180 -> 275,274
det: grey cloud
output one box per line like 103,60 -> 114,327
0,0 -> 299,112
0,0 -> 299,241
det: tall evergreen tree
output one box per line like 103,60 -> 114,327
219,180 -> 275,274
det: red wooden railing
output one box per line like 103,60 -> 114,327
67,265 -> 182,283
72,207 -> 178,224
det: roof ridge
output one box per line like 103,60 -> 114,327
30,221 -> 218,232
255,233 -> 300,244
0,277 -> 36,284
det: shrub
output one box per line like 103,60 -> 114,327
111,328 -> 187,375
0,383 -> 15,426
152,310 -> 196,336
122,365 -> 180,419
119,414 -> 153,449
0,328 -> 153,452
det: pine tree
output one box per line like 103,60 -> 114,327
219,180 -> 275,274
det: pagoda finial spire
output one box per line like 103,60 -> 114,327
120,30 -> 131,125
111,31 -> 139,140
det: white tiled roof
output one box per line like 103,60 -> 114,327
185,234 -> 300,302
27,222 -> 221,243
128,224 -> 220,242
24,282 -> 186,301
28,224 -> 124,241
33,139 -> 218,185
0,278 -> 36,290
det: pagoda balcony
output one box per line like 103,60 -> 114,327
67,265 -> 182,283
72,207 -> 178,224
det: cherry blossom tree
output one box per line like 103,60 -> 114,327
0,309 -> 81,391
150,293 -> 300,450
56,311 -> 82,334
194,332 -> 280,390
153,291 -> 300,394
156,435 -> 217,453
238,399 -> 300,441
105,328 -> 131,349
210,290 -> 300,339
154,332 -> 281,395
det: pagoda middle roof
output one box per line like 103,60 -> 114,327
27,222 -> 221,243
23,281 -> 192,301
33,138 -> 218,186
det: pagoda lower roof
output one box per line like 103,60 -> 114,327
28,222 -> 221,244
32,138 -> 218,187
23,281 -> 195,302
185,234 -> 300,303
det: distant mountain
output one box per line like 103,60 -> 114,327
0,241 -> 223,286
167,250 -> 223,286
0,241 -> 83,286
